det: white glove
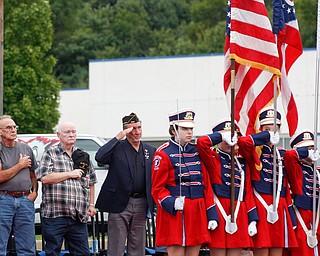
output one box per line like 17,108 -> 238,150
248,221 -> 257,237
174,196 -> 185,211
221,132 -> 238,146
208,220 -> 218,230
269,131 -> 280,145
308,149 -> 320,162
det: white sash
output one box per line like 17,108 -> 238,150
294,205 -> 318,248
293,169 -> 320,249
254,189 -> 279,224
214,157 -> 245,234
253,148 -> 283,224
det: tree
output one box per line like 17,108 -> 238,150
4,0 -> 61,133
49,0 -> 316,89
142,0 -> 190,30
51,2 -> 119,88
295,0 -> 317,48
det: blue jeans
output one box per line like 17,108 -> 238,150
42,216 -> 90,256
0,194 -> 35,256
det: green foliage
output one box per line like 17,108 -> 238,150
49,0 -> 315,89
295,0 -> 317,48
51,2 -> 119,87
4,0 -> 61,133
190,0 -> 225,27
50,0 -> 228,88
112,0 -> 154,57
142,0 -> 190,30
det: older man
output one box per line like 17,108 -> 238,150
0,115 -> 38,256
37,121 -> 97,256
95,112 -> 156,256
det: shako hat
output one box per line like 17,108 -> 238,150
290,129 -> 314,149
259,107 -> 281,126
212,118 -> 240,133
169,109 -> 195,128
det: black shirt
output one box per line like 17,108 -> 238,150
127,140 -> 146,194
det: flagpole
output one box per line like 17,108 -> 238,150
230,58 -> 236,223
273,78 -> 278,213
312,0 -> 320,237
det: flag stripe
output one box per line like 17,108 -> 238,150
233,0 -> 272,17
230,3 -> 281,75
274,0 -> 302,136
224,62 -> 275,134
231,8 -> 275,33
224,0 -> 280,135
281,25 -> 302,72
246,79 -> 275,134
230,31 -> 279,57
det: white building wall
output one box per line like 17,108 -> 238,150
58,89 -> 91,133
58,49 -> 319,139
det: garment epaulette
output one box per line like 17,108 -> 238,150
277,147 -> 286,157
156,142 -> 170,152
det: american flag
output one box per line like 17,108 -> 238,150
224,0 -> 281,135
273,0 -> 302,136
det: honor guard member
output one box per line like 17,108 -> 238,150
284,129 -> 320,256
152,109 -> 219,256
197,119 -> 259,256
238,108 -> 298,256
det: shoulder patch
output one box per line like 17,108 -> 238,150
153,155 -> 162,170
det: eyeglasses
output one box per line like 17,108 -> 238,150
0,125 -> 19,131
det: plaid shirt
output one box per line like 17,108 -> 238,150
37,144 -> 97,223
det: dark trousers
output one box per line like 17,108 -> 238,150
107,197 -> 147,256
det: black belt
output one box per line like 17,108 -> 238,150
0,190 -> 30,198
129,192 -> 145,198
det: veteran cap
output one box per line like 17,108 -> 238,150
122,112 -> 140,125
169,109 -> 195,128
290,129 -> 314,149
259,107 -> 281,126
212,118 -> 240,133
